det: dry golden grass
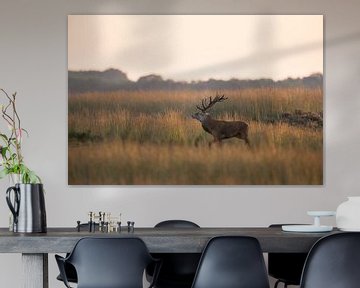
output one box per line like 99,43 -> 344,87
68,88 -> 323,185
68,141 -> 322,185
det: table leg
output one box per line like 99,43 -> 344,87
22,253 -> 48,288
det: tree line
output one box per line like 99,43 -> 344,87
68,68 -> 323,93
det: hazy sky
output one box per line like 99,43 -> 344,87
68,15 -> 323,81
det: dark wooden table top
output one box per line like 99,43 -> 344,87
0,227 -> 340,253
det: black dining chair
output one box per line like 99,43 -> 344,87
268,224 -> 308,288
146,220 -> 201,288
191,236 -> 270,288
55,237 -> 161,288
300,232 -> 360,288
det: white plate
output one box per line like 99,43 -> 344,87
307,211 -> 336,217
282,225 -> 333,232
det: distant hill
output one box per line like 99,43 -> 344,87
68,68 -> 133,92
68,69 -> 323,93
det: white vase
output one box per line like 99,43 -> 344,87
336,197 -> 360,231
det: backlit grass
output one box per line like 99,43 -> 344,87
68,88 -> 323,185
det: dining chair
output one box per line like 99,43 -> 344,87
300,232 -> 360,288
55,237 -> 161,288
146,220 -> 201,288
268,224 -> 308,288
191,236 -> 270,288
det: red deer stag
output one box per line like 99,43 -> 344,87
192,95 -> 250,147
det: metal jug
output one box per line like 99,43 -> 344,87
6,183 -> 47,233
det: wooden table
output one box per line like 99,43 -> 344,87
0,227 -> 338,288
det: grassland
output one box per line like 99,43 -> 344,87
68,88 -> 323,185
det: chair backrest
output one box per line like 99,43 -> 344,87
191,236 -> 270,288
155,220 -> 200,228
300,232 -> 360,288
151,220 -> 201,286
67,237 -> 154,288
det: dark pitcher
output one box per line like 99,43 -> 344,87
6,183 -> 47,233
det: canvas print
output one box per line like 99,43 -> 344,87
68,15 -> 323,185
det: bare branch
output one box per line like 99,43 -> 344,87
0,89 -> 23,164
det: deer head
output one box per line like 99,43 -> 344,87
192,94 -> 228,123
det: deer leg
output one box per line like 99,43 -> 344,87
237,134 -> 250,147
244,130 -> 251,147
194,136 -> 200,147
209,137 -> 221,148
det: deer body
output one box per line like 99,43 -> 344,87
192,95 -> 250,146
193,112 -> 250,146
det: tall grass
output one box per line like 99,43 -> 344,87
69,88 -> 322,120
68,88 -> 323,185
69,142 -> 322,185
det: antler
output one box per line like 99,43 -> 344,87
196,94 -> 228,112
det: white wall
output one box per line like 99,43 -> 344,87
0,0 -> 360,287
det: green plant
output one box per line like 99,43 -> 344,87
0,89 -> 41,183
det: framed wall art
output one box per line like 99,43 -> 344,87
68,15 -> 323,185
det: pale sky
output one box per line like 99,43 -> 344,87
68,15 -> 323,81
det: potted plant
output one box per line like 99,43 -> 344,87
1,89 -> 46,233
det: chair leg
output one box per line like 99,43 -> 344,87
274,280 -> 290,288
